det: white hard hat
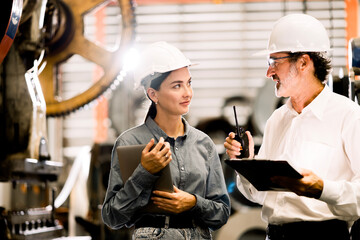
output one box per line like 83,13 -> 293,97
256,14 -> 331,55
134,41 -> 192,89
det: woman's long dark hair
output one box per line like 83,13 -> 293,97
144,71 -> 171,121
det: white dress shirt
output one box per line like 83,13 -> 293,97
237,85 -> 360,225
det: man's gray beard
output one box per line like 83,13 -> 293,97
274,84 -> 280,98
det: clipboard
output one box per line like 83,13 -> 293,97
116,144 -> 173,213
224,159 -> 303,191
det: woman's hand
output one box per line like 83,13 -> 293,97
224,131 -> 255,159
141,137 -> 172,174
151,186 -> 196,214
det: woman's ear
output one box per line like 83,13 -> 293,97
147,88 -> 158,103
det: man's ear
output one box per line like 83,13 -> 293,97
147,88 -> 158,103
299,54 -> 311,70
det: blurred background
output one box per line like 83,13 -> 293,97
0,0 -> 358,239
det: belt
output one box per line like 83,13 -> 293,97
267,219 -> 350,240
135,215 -> 196,229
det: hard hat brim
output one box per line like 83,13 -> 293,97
252,48 -> 332,57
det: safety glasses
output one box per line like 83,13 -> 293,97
267,55 -> 291,68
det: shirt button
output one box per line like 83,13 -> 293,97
180,167 -> 185,171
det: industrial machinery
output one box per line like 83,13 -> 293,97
1,1 -> 358,240
348,37 -> 360,104
0,0 -> 135,239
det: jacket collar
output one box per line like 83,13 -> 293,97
145,117 -> 189,141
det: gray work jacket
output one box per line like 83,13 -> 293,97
101,117 -> 230,230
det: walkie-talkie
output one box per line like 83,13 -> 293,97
233,106 -> 250,158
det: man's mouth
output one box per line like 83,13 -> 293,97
272,76 -> 280,88
272,75 -> 280,81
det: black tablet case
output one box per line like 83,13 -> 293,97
116,144 -> 173,213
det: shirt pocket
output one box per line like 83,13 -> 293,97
297,141 -> 335,178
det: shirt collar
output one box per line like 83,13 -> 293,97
145,117 -> 189,141
285,85 -> 330,120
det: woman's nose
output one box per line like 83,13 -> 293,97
184,85 -> 192,97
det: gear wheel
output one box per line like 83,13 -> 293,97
39,0 -> 135,117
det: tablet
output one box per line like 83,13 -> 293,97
224,159 -> 303,191
116,144 -> 173,213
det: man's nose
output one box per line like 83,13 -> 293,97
266,66 -> 275,78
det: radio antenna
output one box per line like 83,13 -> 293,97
233,106 -> 240,136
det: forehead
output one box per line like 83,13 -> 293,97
165,67 -> 191,82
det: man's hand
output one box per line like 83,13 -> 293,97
151,186 -> 196,214
224,131 -> 255,159
141,137 -> 172,174
271,169 -> 324,199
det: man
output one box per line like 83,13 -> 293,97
224,14 -> 360,240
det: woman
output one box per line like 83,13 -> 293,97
102,41 -> 230,239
